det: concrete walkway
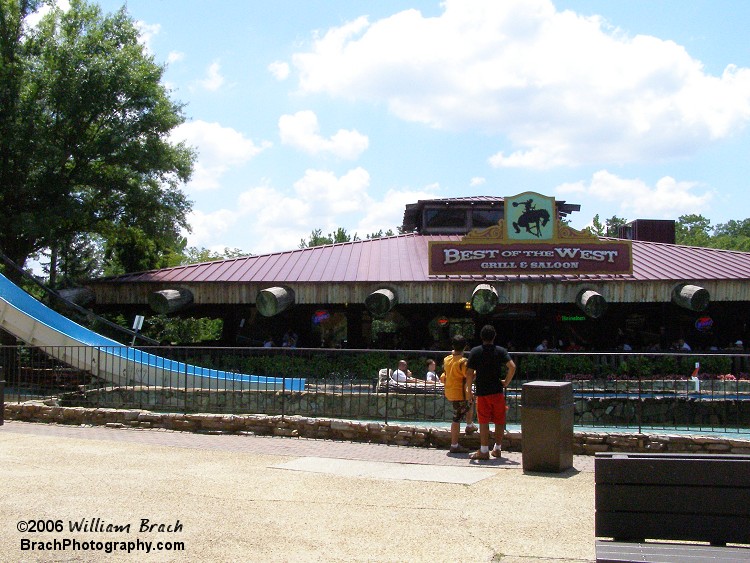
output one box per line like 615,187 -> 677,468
0,421 -> 596,562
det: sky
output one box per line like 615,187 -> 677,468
82,0 -> 750,256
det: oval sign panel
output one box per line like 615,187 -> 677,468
695,316 -> 713,332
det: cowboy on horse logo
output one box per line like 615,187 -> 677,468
506,192 -> 555,241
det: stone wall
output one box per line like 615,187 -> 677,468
5,402 -> 750,455
57,385 -> 750,428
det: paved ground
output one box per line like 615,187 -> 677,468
0,421 -> 596,562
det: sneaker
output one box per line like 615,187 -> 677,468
469,450 -> 490,460
491,448 -> 502,458
465,423 -> 478,435
449,445 -> 469,454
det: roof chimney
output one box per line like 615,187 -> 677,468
618,219 -> 675,244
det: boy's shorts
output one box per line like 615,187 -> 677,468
476,393 -> 506,425
451,400 -> 471,423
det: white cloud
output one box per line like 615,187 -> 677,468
292,0 -> 750,169
279,110 -> 369,159
489,147 -> 572,169
268,61 -> 290,80
134,21 -> 160,53
171,120 -> 271,191
357,186 -> 441,235
470,177 -> 486,187
556,170 -> 715,219
293,167 -> 371,213
182,171 -> 440,254
167,51 -> 185,64
184,208 -> 237,246
25,0 -> 70,27
198,61 -> 225,91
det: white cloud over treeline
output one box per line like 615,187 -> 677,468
291,0 -> 750,169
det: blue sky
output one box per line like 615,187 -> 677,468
85,0 -> 750,255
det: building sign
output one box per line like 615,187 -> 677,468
428,191 -> 633,276
312,310 -> 331,324
506,192 -> 556,240
556,314 -> 586,322
695,316 -> 713,332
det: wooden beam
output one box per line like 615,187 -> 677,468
577,289 -> 607,319
471,284 -> 498,315
57,287 -> 95,307
148,288 -> 194,314
256,286 -> 295,317
364,288 -> 397,317
672,284 -> 710,312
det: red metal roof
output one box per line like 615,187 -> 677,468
97,233 -> 750,285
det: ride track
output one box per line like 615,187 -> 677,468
0,273 -> 304,391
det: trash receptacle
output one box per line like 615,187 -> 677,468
521,381 -> 574,472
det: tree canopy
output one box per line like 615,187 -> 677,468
586,212 -> 750,252
674,214 -> 750,251
587,214 -> 628,237
298,227 -> 397,248
0,0 -> 194,282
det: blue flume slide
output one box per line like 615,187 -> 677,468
0,273 -> 304,391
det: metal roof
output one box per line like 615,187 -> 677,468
97,233 -> 750,285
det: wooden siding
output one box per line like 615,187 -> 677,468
86,279 -> 750,307
85,232 -> 750,309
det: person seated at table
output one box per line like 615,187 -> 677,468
425,359 -> 441,383
391,359 -> 424,384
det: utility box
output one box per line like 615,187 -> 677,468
521,381 -> 574,472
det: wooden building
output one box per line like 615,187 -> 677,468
84,192 -> 750,351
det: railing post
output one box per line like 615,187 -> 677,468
281,373 -> 286,421
384,370 -> 390,425
184,351 -> 189,415
637,373 -> 643,434
0,367 -> 5,426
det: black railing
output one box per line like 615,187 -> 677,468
1,344 -> 749,433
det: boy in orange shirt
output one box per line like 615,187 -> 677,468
441,334 -> 475,453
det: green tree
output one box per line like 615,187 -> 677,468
711,219 -> 750,251
298,226 -> 403,248
177,246 -> 248,266
589,214 -> 606,236
299,227 -> 360,248
588,214 -> 627,237
675,214 -> 713,247
0,0 -> 194,282
366,229 -> 395,239
145,314 -> 223,344
37,232 -> 104,287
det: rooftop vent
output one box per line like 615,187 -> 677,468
618,219 -> 675,244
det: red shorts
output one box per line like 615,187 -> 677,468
476,393 -> 506,425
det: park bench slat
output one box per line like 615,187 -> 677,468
596,484 -> 750,516
596,454 -> 750,487
595,511 -> 750,544
595,540 -> 750,563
